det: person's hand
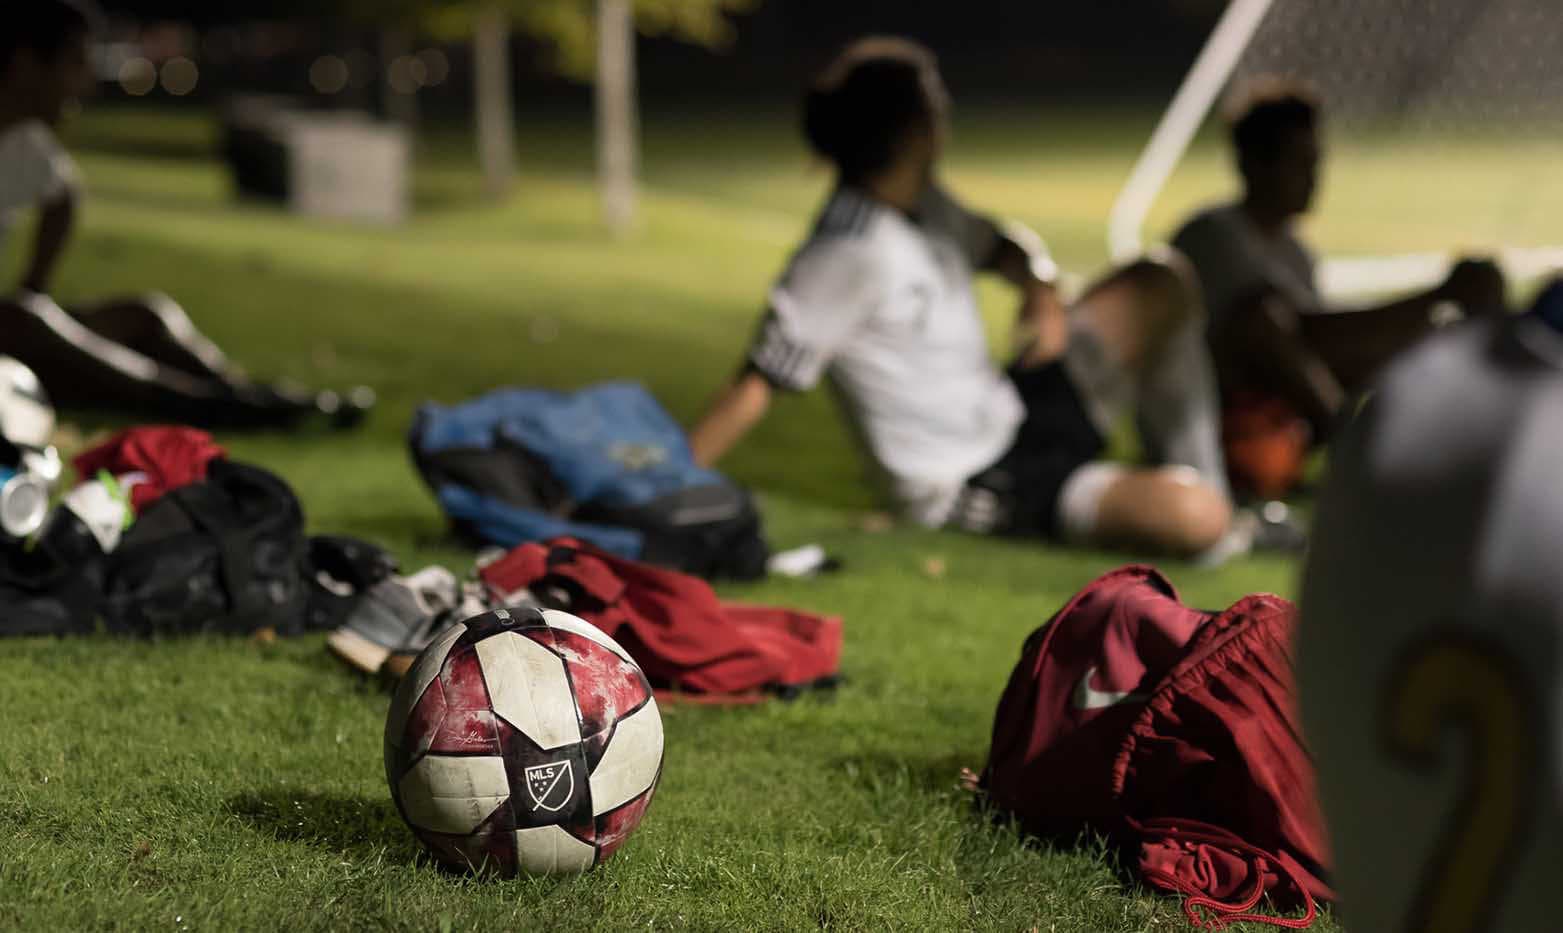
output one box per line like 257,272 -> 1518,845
1438,256 -> 1507,315
1013,282 -> 1069,365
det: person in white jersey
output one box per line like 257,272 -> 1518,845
1299,278 -> 1563,932
690,37 -> 1242,557
0,0 -> 370,429
1172,79 -> 1506,496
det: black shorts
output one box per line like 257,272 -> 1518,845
951,360 -> 1105,538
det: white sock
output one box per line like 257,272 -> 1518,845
1055,461 -> 1128,544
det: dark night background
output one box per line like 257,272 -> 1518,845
645,1 -> 1224,105
90,1 -> 1229,117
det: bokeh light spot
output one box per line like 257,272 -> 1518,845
118,57 -> 157,97
160,56 -> 199,96
309,55 -> 350,95
416,48 -> 450,87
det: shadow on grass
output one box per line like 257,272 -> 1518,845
831,748 -> 982,797
225,789 -> 585,889
225,788 -> 421,863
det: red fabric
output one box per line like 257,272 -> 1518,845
72,426 -> 226,513
1222,393 -> 1311,500
477,538 -> 843,703
982,565 -> 1332,929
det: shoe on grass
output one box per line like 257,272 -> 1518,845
379,581 -> 493,680
327,566 -> 473,675
1249,500 -> 1308,554
1194,500 -> 1308,567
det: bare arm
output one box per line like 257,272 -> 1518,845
689,370 -> 773,468
983,222 -> 1069,361
1218,291 -> 1346,436
21,186 -> 78,295
1322,257 -> 1507,329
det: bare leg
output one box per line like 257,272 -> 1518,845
1045,258 -> 1232,555
1089,466 -> 1232,557
1212,293 -> 1345,440
1054,256 -> 1229,495
973,258 -> 1233,556
1067,256 -> 1198,371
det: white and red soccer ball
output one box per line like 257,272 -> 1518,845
384,606 -> 663,876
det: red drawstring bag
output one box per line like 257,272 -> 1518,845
477,538 -> 842,704
981,565 -> 1333,929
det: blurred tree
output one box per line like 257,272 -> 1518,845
418,0 -> 756,216
596,0 -> 636,233
470,6 -> 516,200
102,0 -> 754,215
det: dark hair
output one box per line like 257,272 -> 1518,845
1227,77 -> 1320,160
1,0 -> 99,72
803,37 -> 947,184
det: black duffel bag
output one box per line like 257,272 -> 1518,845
0,461 -> 323,637
102,461 -> 314,635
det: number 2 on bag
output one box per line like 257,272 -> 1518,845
1383,634 -> 1537,933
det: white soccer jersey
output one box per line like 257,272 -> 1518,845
749,184 -> 1024,525
1299,312 -> 1563,933
0,120 -> 78,253
1172,202 -> 1319,330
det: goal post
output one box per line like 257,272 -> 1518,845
1107,0 -> 1275,264
1109,0 -> 1563,299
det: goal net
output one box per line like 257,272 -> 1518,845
1109,0 -> 1563,300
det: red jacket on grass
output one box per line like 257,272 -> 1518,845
478,538 -> 842,704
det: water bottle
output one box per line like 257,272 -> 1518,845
0,465 -> 50,539
0,444 -> 60,540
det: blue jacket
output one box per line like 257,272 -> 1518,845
411,382 -> 730,558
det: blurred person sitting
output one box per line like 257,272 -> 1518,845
1172,79 -> 1505,497
691,37 -> 1251,559
0,0 -> 371,429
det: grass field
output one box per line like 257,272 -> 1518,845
1,100 -> 1550,931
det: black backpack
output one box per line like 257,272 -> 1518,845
0,461 -> 325,637
102,461 -> 315,635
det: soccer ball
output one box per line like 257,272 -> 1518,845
0,356 -> 55,449
384,606 -> 664,876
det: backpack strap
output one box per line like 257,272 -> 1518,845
161,481 -> 260,622
544,541 -> 628,604
1134,818 -> 1319,930
477,538 -> 628,613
